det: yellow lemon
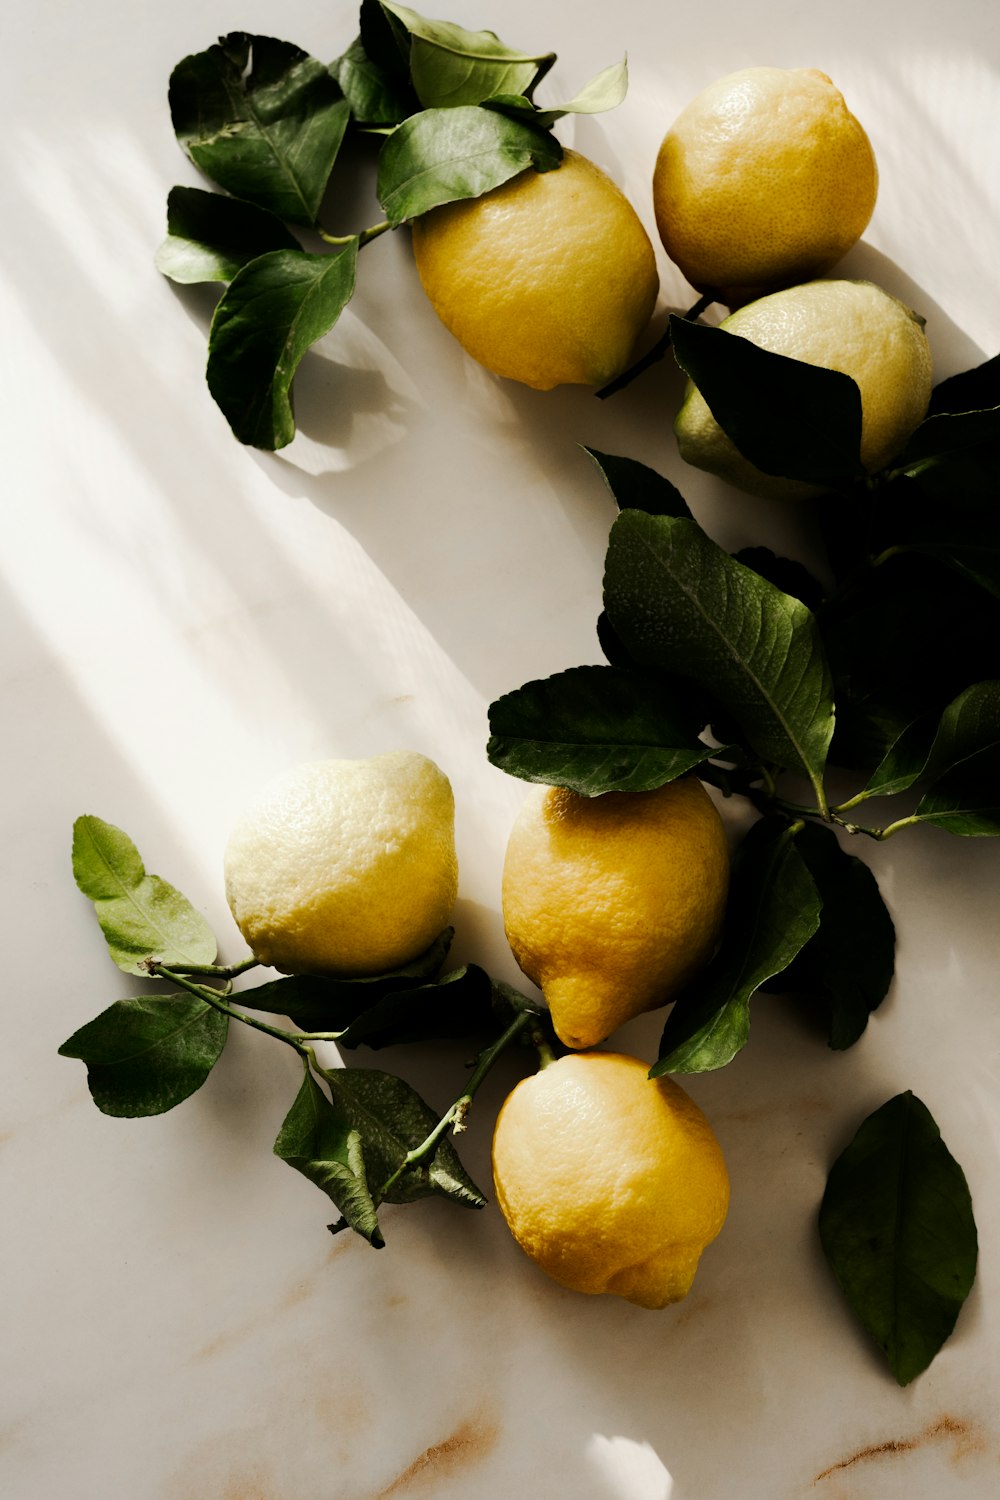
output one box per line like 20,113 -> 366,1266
674,278 -> 933,500
652,67 -> 878,307
411,150 -> 658,389
492,1051 -> 730,1308
502,777 -> 729,1050
224,751 -> 458,976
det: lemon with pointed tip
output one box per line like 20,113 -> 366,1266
492,1051 -> 730,1308
502,777 -> 729,1050
411,150 -> 658,389
674,278 -> 933,500
224,751 -> 458,977
653,66 -> 878,307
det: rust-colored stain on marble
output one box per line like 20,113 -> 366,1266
813,1414 -> 987,1484
371,1412 -> 500,1497
191,1242 -> 348,1364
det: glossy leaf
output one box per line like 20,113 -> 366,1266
898,405 -> 1000,468
380,3 -> 552,107
652,819 -> 822,1075
775,822 -> 895,1049
59,994 -> 228,1117
72,816 -> 216,975
604,510 -> 835,801
671,315 -> 865,487
326,1067 -> 486,1209
731,547 -> 825,613
206,242 -> 359,449
274,1072 -> 384,1245
819,1091 -> 978,1385
488,665 -> 720,794
169,34 -> 349,225
377,105 -> 561,223
862,682 -> 1000,806
242,928 -> 453,1029
155,186 -> 301,285
583,448 -> 692,519
483,58 -> 628,128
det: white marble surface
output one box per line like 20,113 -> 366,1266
3,1 -> 1000,1496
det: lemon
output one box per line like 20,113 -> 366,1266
652,67 -> 878,307
674,278 -> 933,500
411,150 -> 658,389
502,777 -> 729,1050
223,751 -> 458,976
492,1051 -> 730,1308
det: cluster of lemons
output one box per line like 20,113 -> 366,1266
223,69 -> 932,1309
415,65 -> 932,499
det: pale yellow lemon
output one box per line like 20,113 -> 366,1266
502,777 -> 729,1050
653,67 -> 878,307
411,150 -> 658,389
224,751 -> 457,976
492,1051 -> 730,1308
674,278 -> 933,500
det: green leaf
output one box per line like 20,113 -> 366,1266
334,964 -> 498,1048
72,816 -> 216,975
864,682 -> 1000,809
671,315 -> 865,488
898,405 -> 1000,468
874,468 -> 1000,601
155,186 -> 301,285
379,3 -> 553,108
774,822 -> 894,1049
652,819 -> 822,1074
331,37 -> 416,126
730,547 -> 825,613
58,994 -> 228,1117
482,58 -> 628,128
206,242 -> 359,449
377,105 -> 561,223
819,1091 -> 978,1385
928,352 -> 1000,416
583,448 -> 692,518
274,1072 -> 384,1245
487,665 -> 720,795
326,1066 -> 486,1210
242,928 -> 453,1029
857,714 -> 937,799
169,34 -> 349,226
604,510 -> 835,801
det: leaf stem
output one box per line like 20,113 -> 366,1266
374,1008 -> 535,1200
151,955 -> 260,979
317,221 -> 392,249
596,292 -> 717,399
153,965 -> 308,1054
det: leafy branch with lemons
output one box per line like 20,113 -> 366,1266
64,3 -> 998,1393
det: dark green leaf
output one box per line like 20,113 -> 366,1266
928,352 -> 1000,415
671,315 -> 864,487
327,1066 -> 486,1209
59,994 -> 228,1117
864,682 -> 1000,809
206,242 -> 358,449
898,405 -> 1000,467
243,928 -> 454,1029
335,964 -> 498,1048
169,34 -> 349,226
482,58 -> 628,128
873,466 -> 1000,600
72,816 -> 217,975
583,448 -> 692,518
377,105 -> 561,223
857,715 -> 937,800
604,510 -> 835,800
652,819 -> 822,1074
274,1072 -> 384,1245
731,547 -> 825,613
819,1091 -> 978,1385
331,37 -> 416,126
913,754 -> 1000,835
823,555 -> 1000,772
155,186 -> 301,285
379,3 -> 552,108
487,665 -> 720,795
362,0 -> 412,77
775,822 -> 894,1049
